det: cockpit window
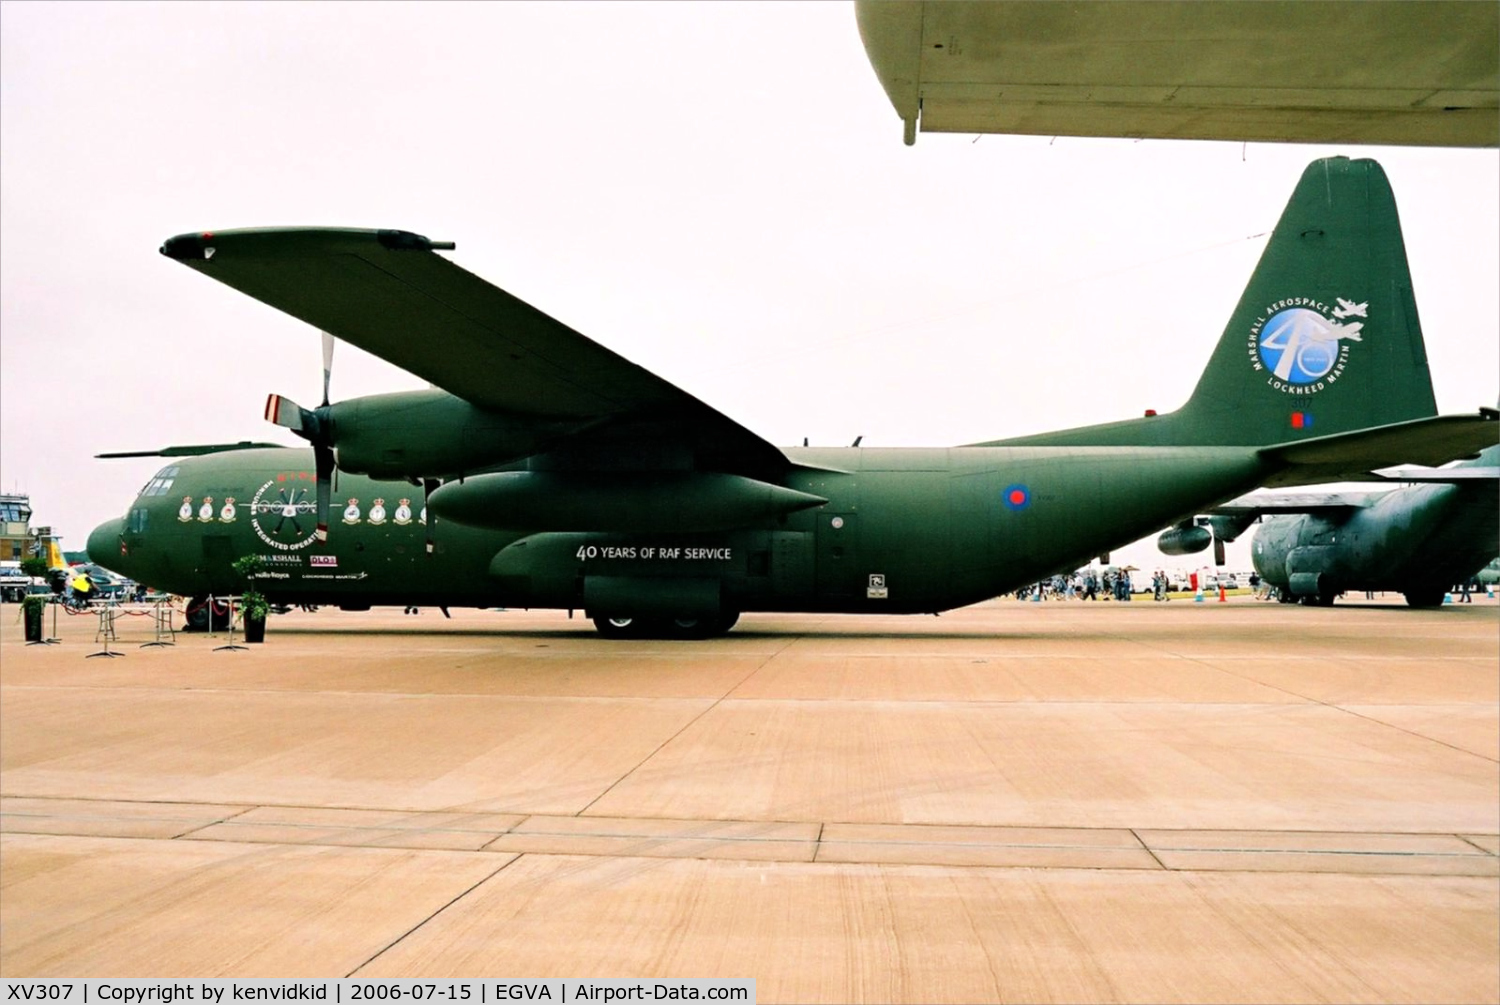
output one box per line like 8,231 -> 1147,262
139,465 -> 181,497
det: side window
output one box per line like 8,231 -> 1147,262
139,465 -> 181,497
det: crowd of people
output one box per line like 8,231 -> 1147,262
1012,568 -> 1268,602
1011,567 -> 1145,601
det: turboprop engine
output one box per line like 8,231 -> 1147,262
322,389 -> 582,480
1156,524 -> 1213,556
428,471 -> 826,533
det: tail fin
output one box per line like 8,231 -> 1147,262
1176,156 -> 1435,443
984,157 -> 1437,448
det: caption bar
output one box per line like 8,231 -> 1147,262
3,982 -> 754,1005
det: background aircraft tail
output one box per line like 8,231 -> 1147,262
986,157 -> 1438,448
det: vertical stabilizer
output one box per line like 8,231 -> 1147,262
1175,156 -> 1436,443
982,157 -> 1439,449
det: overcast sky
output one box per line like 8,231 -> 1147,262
2,1 -> 1496,575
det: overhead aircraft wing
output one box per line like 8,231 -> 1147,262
160,228 -> 787,478
1257,411 -> 1499,487
857,1 -> 1499,148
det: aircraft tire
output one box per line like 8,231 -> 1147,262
1402,588 -> 1445,608
184,597 -> 232,632
663,611 -> 740,638
591,615 -> 644,639
592,612 -> 739,639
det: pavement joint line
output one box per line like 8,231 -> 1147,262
1456,834 -> 1500,856
8,810 -> 1493,858
343,856 -> 520,978
1125,638 -> 1500,764
8,827 -> 1495,877
1129,828 -> 1169,870
170,804 -> 258,840
574,635 -> 801,815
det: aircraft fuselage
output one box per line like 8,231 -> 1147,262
92,445 -> 1269,618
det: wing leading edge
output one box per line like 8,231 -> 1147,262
160,228 -> 788,478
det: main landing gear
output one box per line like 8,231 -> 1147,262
591,611 -> 740,639
183,596 -> 232,632
1402,587 -> 1446,608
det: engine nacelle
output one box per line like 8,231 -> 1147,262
329,389 -> 581,480
1156,525 -> 1212,556
430,471 -> 825,533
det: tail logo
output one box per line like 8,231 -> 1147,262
1249,296 -> 1365,395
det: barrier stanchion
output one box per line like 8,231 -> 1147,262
214,595 -> 247,652
87,601 -> 125,658
140,596 -> 176,648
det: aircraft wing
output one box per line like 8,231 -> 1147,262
1207,492 -> 1383,516
1257,411 -> 1500,487
858,1 -> 1499,148
97,441 -> 284,459
160,228 -> 788,478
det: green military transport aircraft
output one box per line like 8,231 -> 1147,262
1159,443 -> 1499,607
89,158 -> 1497,636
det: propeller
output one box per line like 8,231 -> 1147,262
265,332 -> 338,542
422,477 -> 441,553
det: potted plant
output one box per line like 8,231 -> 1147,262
231,555 -> 269,644
21,593 -> 48,643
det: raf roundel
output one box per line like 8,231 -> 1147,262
1002,484 -> 1032,511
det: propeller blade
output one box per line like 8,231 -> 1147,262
423,478 -> 441,554
320,332 -> 336,408
314,444 -> 335,542
265,394 -> 310,434
1213,536 -> 1226,567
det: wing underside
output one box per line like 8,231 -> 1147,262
161,228 -> 787,478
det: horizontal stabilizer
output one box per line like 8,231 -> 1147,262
1372,466 -> 1500,483
1257,410 -> 1499,487
1209,492 -> 1381,516
96,441 -> 285,459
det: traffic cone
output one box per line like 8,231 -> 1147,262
1218,585 -> 1227,602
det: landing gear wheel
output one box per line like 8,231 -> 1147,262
1403,588 -> 1445,608
661,610 -> 740,639
592,615 -> 643,639
184,596 -> 232,632
664,616 -> 714,640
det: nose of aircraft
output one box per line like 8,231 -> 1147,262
87,518 -> 126,571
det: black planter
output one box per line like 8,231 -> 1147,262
243,614 -> 266,644
23,602 -> 44,643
